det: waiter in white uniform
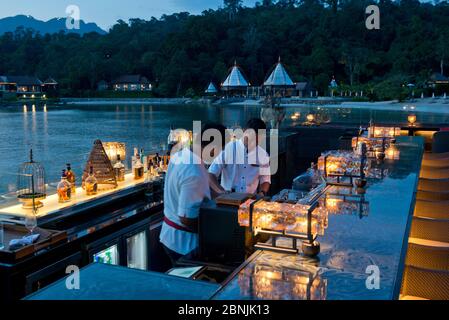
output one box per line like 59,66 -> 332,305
209,118 -> 271,196
159,123 -> 224,267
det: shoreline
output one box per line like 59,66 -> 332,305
2,97 -> 449,114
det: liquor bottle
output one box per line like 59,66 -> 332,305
113,154 -> 126,182
131,147 -> 138,172
134,154 -> 144,180
148,159 -> 154,178
154,153 -> 162,167
85,166 -> 98,196
57,170 -> 72,203
66,163 -> 76,194
140,148 -> 148,173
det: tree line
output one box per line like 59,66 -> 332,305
0,0 -> 448,100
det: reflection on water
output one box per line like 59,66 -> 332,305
0,102 -> 446,196
238,263 -> 327,300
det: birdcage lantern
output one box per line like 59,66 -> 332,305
17,149 -> 46,209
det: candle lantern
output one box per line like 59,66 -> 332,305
317,150 -> 368,187
102,142 -> 126,164
306,114 -> 315,123
168,129 -> 193,149
385,146 -> 400,160
238,263 -> 327,300
408,114 -> 417,126
322,189 -> 369,218
238,186 -> 328,257
368,126 -> 401,139
17,149 -> 46,209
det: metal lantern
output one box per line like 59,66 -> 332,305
17,149 -> 46,209
102,142 -> 126,164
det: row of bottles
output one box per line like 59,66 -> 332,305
57,164 -> 98,203
56,149 -> 169,203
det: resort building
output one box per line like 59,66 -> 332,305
97,80 -> 109,91
428,73 -> 449,94
263,58 -> 295,97
112,75 -> 152,92
221,61 -> 250,97
0,75 -> 44,97
295,81 -> 315,98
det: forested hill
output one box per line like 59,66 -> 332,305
0,0 -> 448,98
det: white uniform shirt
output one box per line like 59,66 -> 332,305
208,140 -> 271,194
159,148 -> 210,255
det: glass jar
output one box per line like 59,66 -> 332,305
113,155 -> 126,182
66,163 -> 76,194
57,170 -> 72,203
134,155 -> 144,180
85,166 -> 98,196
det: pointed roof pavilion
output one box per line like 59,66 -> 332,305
330,76 -> 338,88
264,57 -> 295,87
221,61 -> 249,90
205,81 -> 218,94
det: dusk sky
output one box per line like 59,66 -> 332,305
0,0 -> 257,30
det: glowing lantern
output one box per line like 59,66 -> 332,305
102,142 -> 126,164
408,114 -> 417,126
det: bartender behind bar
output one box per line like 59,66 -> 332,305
209,118 -> 271,197
159,123 -> 226,268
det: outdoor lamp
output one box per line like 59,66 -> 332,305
102,142 -> 126,164
306,114 -> 315,123
408,114 -> 417,126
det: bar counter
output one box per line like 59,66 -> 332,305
212,136 -> 424,300
0,174 -> 166,300
0,173 -> 152,224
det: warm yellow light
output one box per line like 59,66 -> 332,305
307,114 -> 315,122
385,146 -> 400,160
408,114 -> 417,126
102,142 -> 126,163
325,198 -> 342,210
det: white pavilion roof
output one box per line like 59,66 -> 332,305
221,63 -> 249,88
205,82 -> 218,93
264,60 -> 294,87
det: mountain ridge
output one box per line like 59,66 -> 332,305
0,15 -> 107,35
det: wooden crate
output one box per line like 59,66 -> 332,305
0,224 -> 67,263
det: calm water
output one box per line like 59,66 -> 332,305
0,102 -> 448,198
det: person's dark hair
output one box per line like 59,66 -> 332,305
201,122 -> 227,149
246,118 -> 267,132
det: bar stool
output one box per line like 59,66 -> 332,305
414,200 -> 449,219
432,131 -> 449,154
418,178 -> 449,193
423,151 -> 449,161
406,238 -> 449,271
400,266 -> 449,300
422,158 -> 449,169
401,217 -> 449,299
410,217 -> 449,243
416,190 -> 449,201
419,167 -> 449,179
